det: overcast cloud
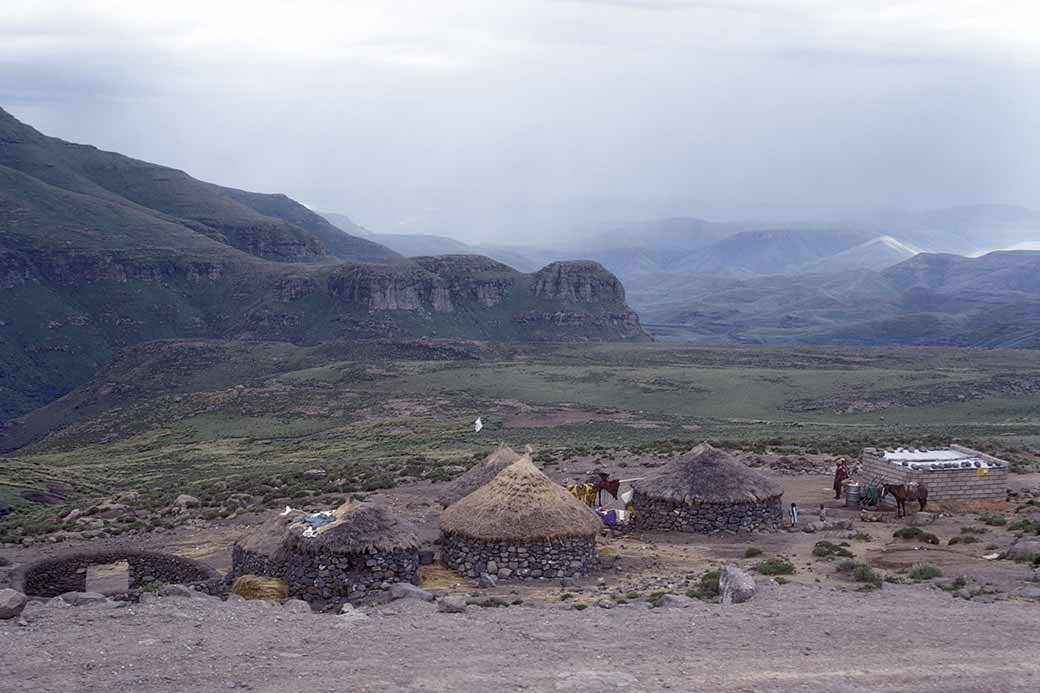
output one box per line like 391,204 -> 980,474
1,1 -> 1038,242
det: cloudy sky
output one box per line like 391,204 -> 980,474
2,1 -> 1038,242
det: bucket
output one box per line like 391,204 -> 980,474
845,482 -> 861,508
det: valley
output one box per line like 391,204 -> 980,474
2,340 -> 1038,542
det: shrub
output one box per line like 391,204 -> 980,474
978,513 -> 1007,527
813,541 -> 854,559
755,558 -> 796,576
893,527 -> 938,544
852,563 -> 883,587
851,532 -> 873,542
908,563 -> 943,581
961,526 -> 989,535
949,535 -> 979,546
744,547 -> 764,558
836,559 -> 857,573
688,569 -> 721,601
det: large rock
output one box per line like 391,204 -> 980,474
656,593 -> 694,609
59,591 -> 107,606
719,566 -> 756,605
1006,540 -> 1040,563
173,494 -> 201,511
478,572 -> 498,588
282,599 -> 312,614
0,588 -> 28,619
388,583 -> 434,602
158,584 -> 210,599
437,596 -> 468,614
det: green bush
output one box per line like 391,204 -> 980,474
688,569 -> 721,601
836,559 -> 857,573
908,563 -> 943,581
813,541 -> 854,559
949,535 -> 979,545
961,526 -> 989,535
893,527 -> 939,544
754,558 -> 795,576
978,513 -> 1007,527
851,563 -> 883,587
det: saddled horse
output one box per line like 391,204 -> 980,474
883,481 -> 928,518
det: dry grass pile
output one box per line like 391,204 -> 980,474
230,575 -> 289,601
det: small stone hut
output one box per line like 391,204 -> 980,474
632,444 -> 784,533
232,499 -> 420,608
437,444 -> 524,508
440,456 -> 602,580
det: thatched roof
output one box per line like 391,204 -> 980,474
633,443 -> 783,505
437,444 -> 525,508
237,499 -> 420,558
440,456 -> 602,542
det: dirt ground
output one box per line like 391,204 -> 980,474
3,461 -> 1040,691
3,583 -> 1040,692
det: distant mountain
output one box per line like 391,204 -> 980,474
0,109 -> 648,419
797,236 -> 924,274
860,205 -> 1040,255
640,251 -> 1040,348
673,229 -> 874,277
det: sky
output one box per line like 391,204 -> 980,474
1,0 -> 1039,243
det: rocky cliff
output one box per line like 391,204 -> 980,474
0,107 -> 647,419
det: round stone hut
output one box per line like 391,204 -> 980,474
437,444 -> 524,508
440,456 -> 602,580
232,499 -> 420,608
632,443 -> 783,533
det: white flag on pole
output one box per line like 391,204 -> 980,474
474,417 -> 483,433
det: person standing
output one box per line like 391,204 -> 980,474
833,459 -> 849,499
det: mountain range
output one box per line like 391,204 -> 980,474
0,108 -> 647,419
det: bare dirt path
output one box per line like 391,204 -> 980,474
3,584 -> 1039,692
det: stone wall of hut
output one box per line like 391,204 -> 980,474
631,491 -> 783,533
442,533 -> 597,580
231,545 -> 419,608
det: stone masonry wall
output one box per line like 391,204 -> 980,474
16,550 -> 216,598
442,533 -> 598,581
231,545 -> 419,609
860,451 -> 1007,501
631,492 -> 784,533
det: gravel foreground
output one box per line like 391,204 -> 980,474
3,584 -> 1039,692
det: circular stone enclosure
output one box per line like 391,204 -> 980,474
14,549 -> 217,598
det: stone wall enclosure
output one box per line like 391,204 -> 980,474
14,549 -> 217,598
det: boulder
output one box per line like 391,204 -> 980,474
388,583 -> 434,602
282,599 -> 312,614
1006,540 -> 1040,563
59,591 -> 107,607
158,584 -> 209,599
1019,587 -> 1040,600
910,512 -> 939,526
0,588 -> 27,619
805,520 -> 853,533
173,494 -> 201,511
719,566 -> 756,605
336,603 -> 370,625
478,572 -> 498,588
656,593 -> 694,609
437,596 -> 468,614
418,549 -> 435,565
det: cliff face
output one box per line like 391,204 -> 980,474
531,260 -> 627,303
0,108 -> 648,419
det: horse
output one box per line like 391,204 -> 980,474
882,481 -> 928,518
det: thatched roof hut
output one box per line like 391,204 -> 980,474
437,444 -> 524,508
232,498 -> 422,606
238,499 -> 420,560
633,443 -> 782,505
440,456 -> 601,542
